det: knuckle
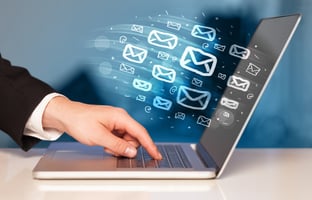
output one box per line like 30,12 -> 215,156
115,107 -> 127,115
112,138 -> 128,155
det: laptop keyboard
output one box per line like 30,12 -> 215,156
117,144 -> 192,168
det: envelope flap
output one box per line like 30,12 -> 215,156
195,26 -> 215,35
150,30 -> 176,42
124,44 -> 146,56
231,76 -> 247,85
131,46 -> 146,56
231,45 -> 249,55
198,116 -> 210,122
155,65 -> 175,75
181,86 -> 210,101
186,47 -> 216,65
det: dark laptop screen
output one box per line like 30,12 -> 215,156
199,14 -> 301,171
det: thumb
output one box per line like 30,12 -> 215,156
101,133 -> 138,158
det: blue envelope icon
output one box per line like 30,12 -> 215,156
152,65 -> 176,83
191,25 -> 216,41
123,44 -> 148,64
177,86 -> 211,110
132,78 -> 152,92
147,30 -> 178,49
153,96 -> 172,111
180,46 -> 217,76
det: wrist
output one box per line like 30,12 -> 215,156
42,96 -> 71,133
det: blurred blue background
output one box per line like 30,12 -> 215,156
0,0 -> 311,148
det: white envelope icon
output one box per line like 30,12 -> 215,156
153,96 -> 172,111
167,21 -> 182,31
191,25 -> 216,41
152,65 -> 176,83
175,112 -> 186,120
197,115 -> 211,127
131,24 -> 144,33
191,77 -> 203,87
132,78 -> 152,92
218,73 -> 227,80
220,97 -> 239,110
177,86 -> 211,110
246,63 -> 261,76
147,30 -> 178,49
157,51 -> 170,60
227,75 -> 250,92
123,44 -> 148,64
229,44 -> 250,59
119,63 -> 135,74
180,46 -> 217,76
136,95 -> 146,102
214,43 -> 226,52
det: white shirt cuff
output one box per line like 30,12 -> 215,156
24,93 -> 64,140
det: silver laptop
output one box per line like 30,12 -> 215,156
33,14 -> 301,179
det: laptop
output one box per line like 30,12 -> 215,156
33,14 -> 301,179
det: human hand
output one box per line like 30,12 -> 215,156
42,96 -> 162,160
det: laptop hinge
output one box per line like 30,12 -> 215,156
196,143 -> 219,171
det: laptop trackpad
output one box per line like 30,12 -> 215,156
50,146 -> 117,170
53,149 -> 107,160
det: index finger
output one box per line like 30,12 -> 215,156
116,112 -> 162,160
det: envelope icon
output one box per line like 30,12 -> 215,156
131,24 -> 144,33
220,97 -> 239,110
136,95 -> 146,102
229,44 -> 250,59
180,46 -> 217,76
152,65 -> 176,83
214,43 -> 226,52
132,78 -> 152,92
197,115 -> 211,127
147,30 -> 178,49
175,112 -> 186,120
123,44 -> 148,64
153,96 -> 172,111
191,25 -> 216,41
119,63 -> 135,74
177,86 -> 211,110
227,75 -> 250,92
191,77 -> 203,87
218,73 -> 227,80
167,21 -> 182,31
246,63 -> 261,76
157,51 -> 170,60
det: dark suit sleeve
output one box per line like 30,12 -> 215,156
0,55 -> 56,151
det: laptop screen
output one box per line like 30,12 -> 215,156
199,14 -> 301,171
86,7 -> 257,142
81,2 -> 299,169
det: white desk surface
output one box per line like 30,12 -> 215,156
0,148 -> 311,200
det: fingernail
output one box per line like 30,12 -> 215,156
158,152 -> 163,160
124,147 -> 137,158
